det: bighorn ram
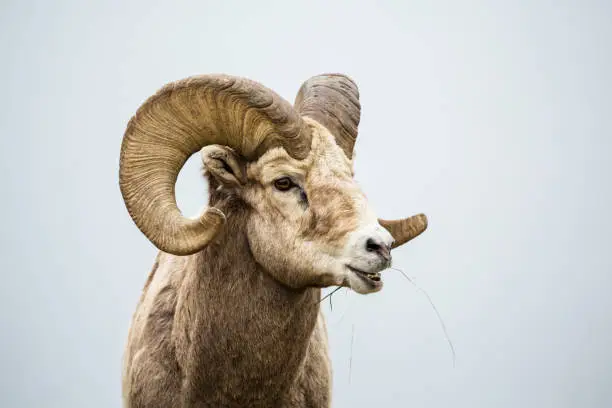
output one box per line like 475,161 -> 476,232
119,73 -> 427,407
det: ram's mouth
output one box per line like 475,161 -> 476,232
347,265 -> 382,283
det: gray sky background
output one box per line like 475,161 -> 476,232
1,1 -> 611,407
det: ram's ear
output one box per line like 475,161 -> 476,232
200,145 -> 247,188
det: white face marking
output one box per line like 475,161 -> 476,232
341,211 -> 395,294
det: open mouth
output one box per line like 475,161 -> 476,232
346,265 -> 382,284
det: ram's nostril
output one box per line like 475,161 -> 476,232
365,237 -> 392,262
366,238 -> 382,253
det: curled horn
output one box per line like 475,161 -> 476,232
294,73 -> 360,159
119,74 -> 311,256
379,214 -> 428,249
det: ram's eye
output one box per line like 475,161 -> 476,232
273,177 -> 294,191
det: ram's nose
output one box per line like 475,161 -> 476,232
365,238 -> 391,262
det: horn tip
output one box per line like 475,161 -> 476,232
199,207 -> 227,227
417,213 -> 428,230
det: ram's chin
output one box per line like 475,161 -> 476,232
345,266 -> 384,294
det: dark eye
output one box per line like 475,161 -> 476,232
273,177 -> 294,191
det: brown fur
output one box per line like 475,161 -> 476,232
123,170 -> 333,407
304,184 -> 360,241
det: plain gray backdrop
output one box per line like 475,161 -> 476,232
1,1 -> 611,407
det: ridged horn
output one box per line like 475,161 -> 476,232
294,73 -> 360,159
380,214 -> 428,249
119,74 -> 311,256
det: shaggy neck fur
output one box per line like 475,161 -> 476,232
174,177 -> 321,406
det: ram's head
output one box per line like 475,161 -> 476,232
119,74 -> 427,294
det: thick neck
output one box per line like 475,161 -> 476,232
177,191 -> 321,406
